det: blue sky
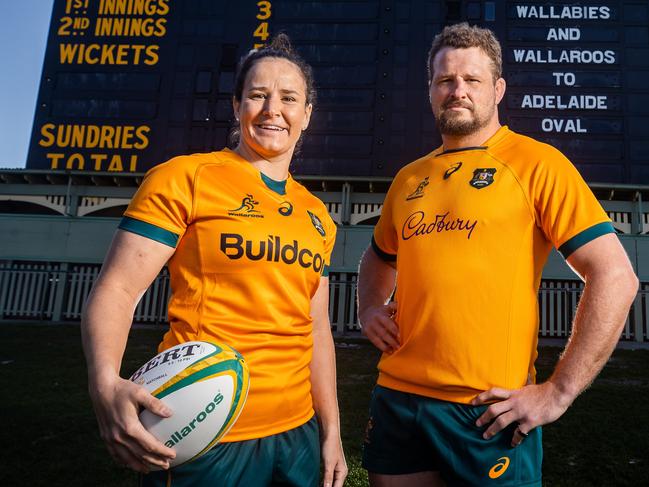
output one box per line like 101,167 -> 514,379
0,0 -> 54,169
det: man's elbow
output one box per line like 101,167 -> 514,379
610,263 -> 639,305
623,268 -> 639,300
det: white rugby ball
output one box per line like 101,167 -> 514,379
129,341 -> 249,468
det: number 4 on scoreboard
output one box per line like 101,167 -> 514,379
254,22 -> 269,41
253,0 -> 271,48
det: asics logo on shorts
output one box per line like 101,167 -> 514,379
488,456 -> 510,479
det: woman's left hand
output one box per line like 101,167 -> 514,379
321,433 -> 347,487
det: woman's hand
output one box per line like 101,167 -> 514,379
320,433 -> 348,487
90,374 -> 176,473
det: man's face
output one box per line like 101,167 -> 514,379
429,46 -> 504,136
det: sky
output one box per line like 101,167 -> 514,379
0,0 -> 54,169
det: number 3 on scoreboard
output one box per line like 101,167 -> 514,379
257,1 -> 271,20
253,1 -> 271,48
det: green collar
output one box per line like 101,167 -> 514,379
260,172 -> 287,195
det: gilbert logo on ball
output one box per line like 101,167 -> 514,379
129,341 -> 249,469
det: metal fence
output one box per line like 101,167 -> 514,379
0,263 -> 647,342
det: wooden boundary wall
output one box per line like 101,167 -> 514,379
1,263 -> 647,343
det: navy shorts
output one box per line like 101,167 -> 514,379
362,386 -> 542,486
142,416 -> 319,487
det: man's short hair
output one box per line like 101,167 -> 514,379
427,22 -> 502,82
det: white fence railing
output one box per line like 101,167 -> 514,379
0,264 -> 646,342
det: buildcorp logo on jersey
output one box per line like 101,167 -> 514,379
220,234 -> 324,273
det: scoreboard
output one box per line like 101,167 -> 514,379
27,0 -> 649,183
502,3 -> 649,183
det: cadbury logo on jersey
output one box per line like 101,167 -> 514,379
402,211 -> 477,240
220,233 -> 324,273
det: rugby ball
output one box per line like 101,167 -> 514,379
129,341 -> 249,469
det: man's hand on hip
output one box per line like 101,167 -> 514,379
472,381 -> 573,447
359,301 -> 400,353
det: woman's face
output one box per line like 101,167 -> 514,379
233,57 -> 312,161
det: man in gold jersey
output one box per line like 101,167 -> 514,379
358,23 -> 638,487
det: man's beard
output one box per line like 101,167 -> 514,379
435,104 -> 492,136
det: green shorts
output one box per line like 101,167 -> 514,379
141,415 -> 319,487
362,386 -> 542,487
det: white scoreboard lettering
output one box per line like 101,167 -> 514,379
552,72 -> 575,86
508,2 -> 621,136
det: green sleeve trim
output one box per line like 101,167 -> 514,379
558,222 -> 615,259
118,216 -> 179,248
322,265 -> 330,277
371,236 -> 397,262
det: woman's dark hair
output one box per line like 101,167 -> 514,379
228,33 -> 316,149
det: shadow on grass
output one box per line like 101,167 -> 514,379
0,325 -> 647,486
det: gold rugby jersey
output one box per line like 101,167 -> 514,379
373,126 -> 613,404
120,148 -> 337,441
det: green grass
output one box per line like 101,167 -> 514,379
0,325 -> 648,486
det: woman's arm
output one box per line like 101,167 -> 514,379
309,276 -> 348,487
81,230 -> 176,472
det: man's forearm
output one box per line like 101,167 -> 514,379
548,264 -> 638,404
357,246 -> 397,313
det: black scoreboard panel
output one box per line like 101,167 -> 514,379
27,0 -> 649,183
500,2 -> 649,183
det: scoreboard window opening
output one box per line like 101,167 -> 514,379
195,71 -> 212,94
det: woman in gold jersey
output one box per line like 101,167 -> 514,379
82,34 -> 347,487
